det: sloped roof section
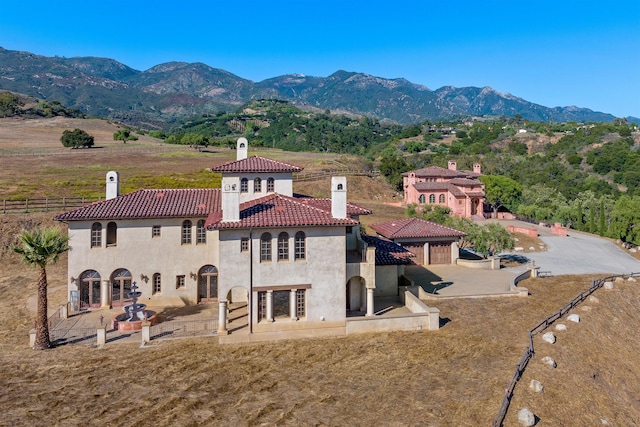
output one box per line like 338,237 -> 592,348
360,233 -> 415,265
206,193 -> 359,230
54,189 -> 221,221
413,182 -> 466,197
370,217 -> 466,239
403,166 -> 467,178
293,194 -> 372,216
449,178 -> 483,186
210,156 -> 303,173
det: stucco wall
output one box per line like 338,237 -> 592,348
374,265 -> 399,296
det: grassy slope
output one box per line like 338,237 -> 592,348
1,118 -> 640,425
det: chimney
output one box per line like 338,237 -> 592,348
474,163 -> 482,174
331,177 -> 347,219
447,160 -> 457,171
237,137 -> 248,161
221,176 -> 240,222
106,171 -> 120,200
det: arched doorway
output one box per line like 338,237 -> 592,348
471,198 -> 480,216
79,270 -> 101,309
346,276 -> 366,313
198,265 -> 218,302
110,268 -> 132,306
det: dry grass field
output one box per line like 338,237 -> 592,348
2,118 -> 640,426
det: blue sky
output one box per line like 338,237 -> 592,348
1,0 -> 639,118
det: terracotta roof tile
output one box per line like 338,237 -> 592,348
54,189 -> 221,221
449,178 -> 484,186
403,166 -> 466,178
369,217 -> 466,239
210,156 -> 303,173
360,234 -> 415,265
293,194 -> 372,215
413,182 -> 466,197
206,193 -> 360,230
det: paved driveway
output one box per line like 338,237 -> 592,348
505,230 -> 640,275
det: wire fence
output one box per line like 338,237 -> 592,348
1,197 -> 101,214
492,272 -> 640,426
293,169 -> 380,182
150,319 -> 218,340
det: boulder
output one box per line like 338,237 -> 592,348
542,356 -> 557,368
518,408 -> 536,426
567,314 -> 580,323
588,295 -> 599,303
615,276 -> 625,283
542,332 -> 556,344
555,323 -> 567,331
628,276 -> 637,282
604,281 -> 614,289
581,305 -> 592,312
529,379 -> 544,393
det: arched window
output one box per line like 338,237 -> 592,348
337,183 -> 343,190
182,220 -> 192,244
254,177 -> 262,193
419,194 -> 426,204
439,194 -> 446,203
295,231 -> 306,260
278,232 -> 289,261
260,233 -> 272,261
91,223 -> 102,248
79,270 -> 101,307
267,177 -> 275,192
429,194 -> 436,203
106,222 -> 117,246
240,178 -> 248,193
152,273 -> 161,295
196,219 -> 206,244
198,265 -> 218,301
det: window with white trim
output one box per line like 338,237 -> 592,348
240,178 -> 249,193
278,232 -> 289,261
267,177 -> 275,192
196,219 -> 206,244
254,177 -> 262,193
181,220 -> 192,244
295,231 -> 306,260
260,233 -> 272,261
152,273 -> 161,294
91,223 -> 102,248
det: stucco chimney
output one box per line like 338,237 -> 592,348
474,163 -> 482,174
106,171 -> 120,200
221,176 -> 240,222
331,177 -> 347,219
448,160 -> 457,171
237,137 -> 248,161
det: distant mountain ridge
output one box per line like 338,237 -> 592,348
0,47 -> 631,128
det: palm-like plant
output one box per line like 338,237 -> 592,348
13,227 -> 70,349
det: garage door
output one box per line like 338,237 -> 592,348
404,244 -> 425,265
429,242 -> 451,264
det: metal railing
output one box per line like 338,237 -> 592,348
492,272 -> 640,426
149,319 -> 217,340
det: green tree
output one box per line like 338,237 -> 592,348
610,195 -> 640,244
60,128 -> 94,149
12,227 -> 70,350
479,175 -> 523,217
379,154 -> 410,191
113,129 -> 138,144
0,91 -> 23,117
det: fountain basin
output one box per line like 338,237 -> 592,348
112,310 -> 159,331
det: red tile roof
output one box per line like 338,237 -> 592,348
413,182 -> 466,197
54,189 -> 221,221
449,178 -> 484,186
403,166 -> 467,178
210,156 -> 303,173
360,234 -> 415,265
369,217 -> 466,239
293,194 -> 372,216
206,193 -> 360,230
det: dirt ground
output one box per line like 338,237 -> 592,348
2,118 -> 640,426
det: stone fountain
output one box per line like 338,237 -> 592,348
112,281 -> 158,331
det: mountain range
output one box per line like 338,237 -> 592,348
0,47 -> 630,128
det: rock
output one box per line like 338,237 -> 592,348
514,238 -> 520,241
604,281 -> 614,289
555,323 -> 567,331
628,276 -> 637,282
630,248 -> 637,253
542,356 -> 557,368
588,295 -> 599,303
515,247 -> 524,252
581,305 -> 592,311
542,332 -> 556,344
518,408 -> 536,426
567,313 -> 580,323
615,277 -> 625,283
529,379 -> 544,393
529,246 -> 535,250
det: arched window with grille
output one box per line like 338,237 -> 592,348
429,194 -> 435,203
295,231 -> 306,260
278,232 -> 289,261
152,273 -> 161,295
254,177 -> 262,193
182,220 -> 192,244
267,177 -> 275,192
419,194 -> 425,204
196,219 -> 206,244
91,223 -> 102,248
439,194 -> 445,203
240,178 -> 249,193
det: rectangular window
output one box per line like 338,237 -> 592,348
258,292 -> 267,320
196,220 -> 206,244
278,233 -> 289,261
241,237 -> 249,252
176,275 -> 185,289
152,225 -> 161,237
260,235 -> 272,262
296,289 -> 306,318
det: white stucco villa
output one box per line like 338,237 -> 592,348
55,138 -> 442,341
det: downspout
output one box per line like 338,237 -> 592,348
249,228 -> 253,334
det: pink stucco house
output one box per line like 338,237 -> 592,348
402,160 -> 485,219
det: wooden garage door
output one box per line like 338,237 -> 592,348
429,242 -> 451,264
404,244 -> 425,265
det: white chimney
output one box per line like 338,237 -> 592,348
448,160 -> 457,171
237,137 -> 248,160
221,176 -> 240,222
106,171 -> 120,200
474,163 -> 482,174
331,177 -> 347,219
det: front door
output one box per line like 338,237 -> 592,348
79,270 -> 101,308
111,268 -> 132,306
198,265 -> 218,302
